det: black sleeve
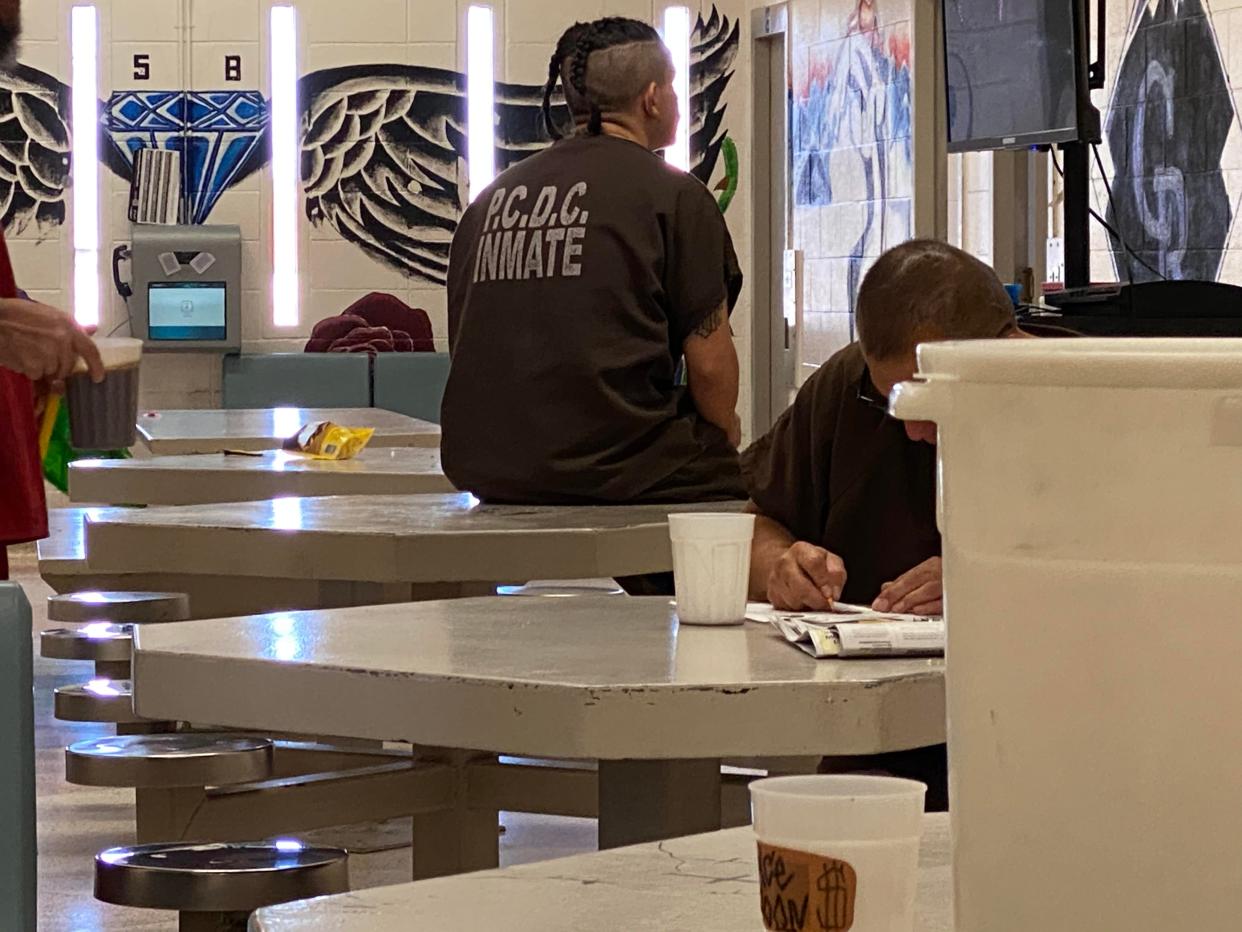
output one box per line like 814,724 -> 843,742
740,361 -> 841,544
664,181 -> 739,340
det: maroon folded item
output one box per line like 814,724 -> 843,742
304,292 -> 434,354
328,325 -> 395,357
305,313 -> 368,351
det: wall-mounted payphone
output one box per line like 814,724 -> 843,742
115,224 -> 242,352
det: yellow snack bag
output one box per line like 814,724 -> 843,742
283,421 -> 375,460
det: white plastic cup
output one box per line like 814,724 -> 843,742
668,512 -> 755,626
750,775 -> 926,932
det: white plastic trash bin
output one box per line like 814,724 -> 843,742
889,337 -> 1242,932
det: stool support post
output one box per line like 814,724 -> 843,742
179,910 -> 249,932
95,659 -> 131,679
136,786 -> 207,843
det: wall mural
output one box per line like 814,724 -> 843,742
791,0 -> 912,305
1104,0 -> 1236,282
0,65 -> 274,235
301,6 -> 740,284
0,64 -> 71,236
0,7 -> 739,289
104,90 -> 271,225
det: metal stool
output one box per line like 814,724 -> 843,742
41,623 -> 134,679
49,591 -> 191,624
66,734 -> 273,788
95,841 -> 349,931
497,578 -> 626,596
54,679 -> 145,725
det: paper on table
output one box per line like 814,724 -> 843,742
745,601 -> 930,625
775,617 -> 946,659
745,602 -> 944,659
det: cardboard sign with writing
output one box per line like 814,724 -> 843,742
757,842 -> 857,932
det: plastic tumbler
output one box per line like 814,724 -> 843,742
668,512 -> 755,626
64,337 -> 142,450
750,775 -> 927,932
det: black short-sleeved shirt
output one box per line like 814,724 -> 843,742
441,133 -> 745,504
742,343 -> 940,604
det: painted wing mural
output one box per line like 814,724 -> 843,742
301,6 -> 740,285
300,65 -> 467,286
0,64 -> 72,237
0,8 -> 739,288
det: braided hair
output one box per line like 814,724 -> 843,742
541,17 -> 664,139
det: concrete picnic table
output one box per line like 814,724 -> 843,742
69,448 -> 453,505
132,597 -> 945,876
253,814 -> 953,931
136,407 -> 440,455
67,494 -> 741,615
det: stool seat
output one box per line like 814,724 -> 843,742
41,623 -> 133,662
54,679 -> 144,724
49,591 -> 191,624
497,578 -> 626,597
95,841 -> 349,913
66,734 -> 273,788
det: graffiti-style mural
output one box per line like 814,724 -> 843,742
1104,0 -> 1235,282
0,7 -> 739,287
791,0 -> 911,307
793,3 -> 910,207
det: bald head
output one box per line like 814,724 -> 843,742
855,239 -> 1015,361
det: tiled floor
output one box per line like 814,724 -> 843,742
13,522 -> 596,931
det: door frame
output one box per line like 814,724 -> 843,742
749,3 -> 791,438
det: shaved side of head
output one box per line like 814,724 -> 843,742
561,40 -> 672,123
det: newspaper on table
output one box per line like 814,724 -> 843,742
746,602 -> 945,659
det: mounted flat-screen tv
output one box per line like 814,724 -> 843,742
943,0 -> 1094,151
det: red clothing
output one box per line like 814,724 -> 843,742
0,231 -> 47,561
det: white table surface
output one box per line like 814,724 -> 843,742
132,597 -> 945,759
136,407 -> 440,455
253,815 -> 952,931
84,494 -> 741,585
69,448 -> 453,505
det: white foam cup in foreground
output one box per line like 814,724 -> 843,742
750,775 -> 927,932
668,512 -> 755,626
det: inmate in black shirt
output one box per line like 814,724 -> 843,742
442,134 -> 745,504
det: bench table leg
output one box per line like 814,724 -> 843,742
598,758 -> 722,849
410,749 -> 499,880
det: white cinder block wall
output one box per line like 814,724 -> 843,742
16,0 -> 755,422
19,1 -> 1242,427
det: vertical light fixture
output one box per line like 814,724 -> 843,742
270,4 -> 300,328
466,4 -> 496,200
71,5 -> 100,327
662,5 -> 691,173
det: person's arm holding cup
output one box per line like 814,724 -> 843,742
0,298 -> 105,385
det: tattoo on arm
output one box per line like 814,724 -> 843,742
692,306 -> 726,339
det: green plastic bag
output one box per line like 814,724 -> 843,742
41,401 -> 129,494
